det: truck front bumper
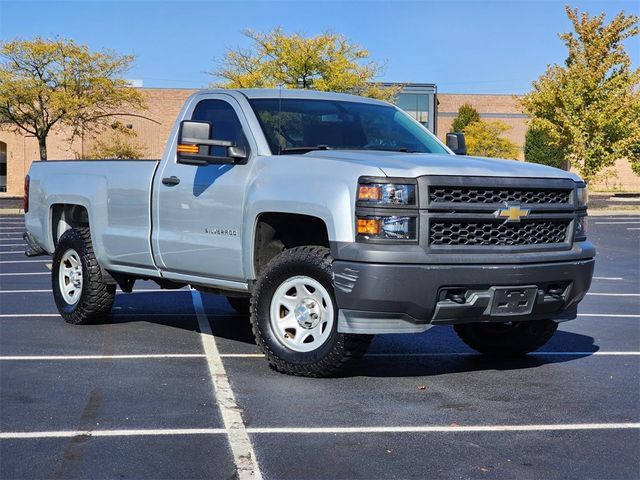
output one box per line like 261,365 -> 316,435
333,258 -> 595,334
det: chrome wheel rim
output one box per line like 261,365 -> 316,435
59,249 -> 83,305
269,275 -> 334,353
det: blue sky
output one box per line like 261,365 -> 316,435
1,0 -> 638,93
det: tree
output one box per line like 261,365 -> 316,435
82,126 -> 145,160
464,120 -> 520,159
524,125 -> 565,169
520,7 -> 640,182
211,28 -> 399,101
450,103 -> 480,133
0,38 -> 144,160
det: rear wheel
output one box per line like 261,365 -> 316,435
251,246 -> 372,377
454,319 -> 558,357
52,227 -> 115,325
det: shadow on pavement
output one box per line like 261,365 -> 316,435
344,330 -> 599,378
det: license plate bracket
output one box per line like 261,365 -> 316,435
490,286 -> 537,316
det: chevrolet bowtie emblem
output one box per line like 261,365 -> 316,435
495,205 -> 530,222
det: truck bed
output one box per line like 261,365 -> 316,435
26,159 -> 160,274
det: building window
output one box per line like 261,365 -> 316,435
396,93 -> 430,127
0,141 -> 6,193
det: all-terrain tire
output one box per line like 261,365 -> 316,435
227,296 -> 251,315
250,246 -> 372,377
454,319 -> 558,357
52,227 -> 116,325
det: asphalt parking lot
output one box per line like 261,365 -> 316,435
0,214 -> 638,480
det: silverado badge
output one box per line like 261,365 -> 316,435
495,205 -> 530,222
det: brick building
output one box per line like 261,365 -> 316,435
1,87 -> 638,196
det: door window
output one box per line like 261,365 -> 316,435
191,100 -> 249,157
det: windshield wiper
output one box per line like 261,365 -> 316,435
280,145 -> 332,154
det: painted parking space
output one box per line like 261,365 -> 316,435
0,214 -> 638,480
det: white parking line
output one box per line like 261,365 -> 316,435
593,276 -> 624,280
219,351 -> 640,359
366,351 -> 640,357
1,312 -> 638,319
628,228 -> 640,230
0,251 -> 28,254
0,288 -> 183,294
0,244 -> 25,247
192,289 -> 262,480
0,351 -> 638,361
0,260 -> 49,264
2,423 -> 637,440
246,423 -> 640,434
594,221 -> 640,224
0,272 -> 48,276
0,354 -> 206,360
587,292 -> 640,297
0,313 -> 200,318
0,428 -> 226,439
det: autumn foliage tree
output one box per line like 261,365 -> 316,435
521,7 -> 640,181
211,28 -> 399,101
0,38 -> 144,160
464,120 -> 520,159
450,103 -> 480,133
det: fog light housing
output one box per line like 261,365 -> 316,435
574,215 -> 588,241
357,216 -> 417,241
576,186 -> 588,207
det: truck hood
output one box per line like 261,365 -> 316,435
304,150 -> 582,181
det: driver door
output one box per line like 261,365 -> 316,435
152,95 -> 254,283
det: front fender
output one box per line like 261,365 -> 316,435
242,156 -> 384,279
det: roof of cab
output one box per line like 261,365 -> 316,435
197,88 -> 391,106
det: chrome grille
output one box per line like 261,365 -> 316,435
430,220 -> 570,247
429,187 -> 570,205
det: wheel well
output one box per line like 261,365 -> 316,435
253,213 -> 330,277
51,204 -> 90,247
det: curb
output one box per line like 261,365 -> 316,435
0,209 -> 24,215
587,210 -> 640,217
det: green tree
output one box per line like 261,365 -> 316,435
82,126 -> 145,160
0,38 -> 144,160
524,125 -> 565,169
211,28 -> 399,101
450,103 -> 480,133
464,120 -> 520,159
520,6 -> 640,182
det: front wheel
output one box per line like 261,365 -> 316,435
52,227 -> 115,324
454,319 -> 558,357
250,246 -> 372,377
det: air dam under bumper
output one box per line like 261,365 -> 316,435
333,258 -> 595,334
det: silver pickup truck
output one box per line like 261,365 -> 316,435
24,88 -> 595,377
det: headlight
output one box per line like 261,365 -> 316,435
357,183 -> 416,206
576,186 -> 588,206
357,216 -> 417,241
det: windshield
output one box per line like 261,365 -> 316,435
249,98 -> 450,155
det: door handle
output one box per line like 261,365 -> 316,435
162,176 -> 180,186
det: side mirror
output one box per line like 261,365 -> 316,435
177,120 -> 247,165
446,132 -> 467,155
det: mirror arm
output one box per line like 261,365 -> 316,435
181,137 -> 235,148
177,153 -> 236,165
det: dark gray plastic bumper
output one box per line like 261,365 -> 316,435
333,257 -> 595,334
